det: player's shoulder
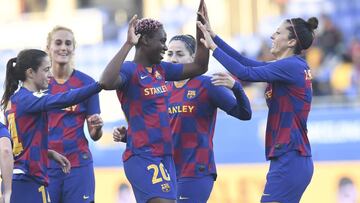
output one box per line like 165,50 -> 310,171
0,122 -> 10,139
121,61 -> 138,73
73,69 -> 95,83
194,75 -> 212,85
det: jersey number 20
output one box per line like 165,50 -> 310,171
147,163 -> 171,184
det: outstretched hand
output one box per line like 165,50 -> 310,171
197,21 -> 217,50
197,0 -> 215,38
211,72 -> 236,89
127,15 -> 141,46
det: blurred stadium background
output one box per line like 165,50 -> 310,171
1,0 -> 360,202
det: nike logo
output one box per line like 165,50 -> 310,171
140,75 -> 148,79
262,193 -> 271,196
179,196 -> 189,200
83,195 -> 90,200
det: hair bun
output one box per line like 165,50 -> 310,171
307,17 -> 319,30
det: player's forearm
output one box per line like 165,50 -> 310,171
230,82 -> 252,120
0,139 -> 14,194
100,42 -> 133,90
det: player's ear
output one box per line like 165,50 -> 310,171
140,35 -> 150,46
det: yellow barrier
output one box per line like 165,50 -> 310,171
95,161 -> 360,203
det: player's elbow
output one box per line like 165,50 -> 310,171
240,110 -> 252,121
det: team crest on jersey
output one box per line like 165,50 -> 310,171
161,183 -> 171,192
304,70 -> 312,80
187,90 -> 196,99
154,70 -> 162,80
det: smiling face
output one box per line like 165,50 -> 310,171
166,40 -> 194,64
146,27 -> 168,64
47,29 -> 75,66
270,21 -> 296,59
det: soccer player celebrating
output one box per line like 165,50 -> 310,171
99,1 -> 209,202
45,26 -> 103,203
197,2 -> 317,202
1,49 -> 103,203
0,122 -> 13,203
114,34 -> 252,203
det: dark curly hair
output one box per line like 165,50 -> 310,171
135,18 -> 163,37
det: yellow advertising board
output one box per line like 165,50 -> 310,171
95,161 -> 360,203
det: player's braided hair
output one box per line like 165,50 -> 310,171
135,18 -> 163,36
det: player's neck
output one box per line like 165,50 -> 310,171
174,79 -> 189,88
276,49 -> 295,60
52,63 -> 73,81
23,80 -> 40,92
133,51 -> 155,67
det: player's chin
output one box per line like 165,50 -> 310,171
42,83 -> 49,90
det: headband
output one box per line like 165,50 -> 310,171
290,19 -> 303,50
170,35 -> 196,54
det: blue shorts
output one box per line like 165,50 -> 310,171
177,175 -> 214,203
261,151 -> 314,203
48,163 -> 95,203
11,175 -> 50,203
124,155 -> 177,203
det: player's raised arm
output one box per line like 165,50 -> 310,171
180,0 -> 209,79
100,15 -> 140,90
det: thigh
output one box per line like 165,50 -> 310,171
177,176 -> 214,203
261,151 -> 314,203
48,168 -> 65,203
63,164 -> 95,203
11,176 -> 50,203
124,155 -> 177,203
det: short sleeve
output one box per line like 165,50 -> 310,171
118,61 -> 135,90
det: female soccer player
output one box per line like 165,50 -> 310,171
1,49 -> 103,203
0,122 -> 13,203
114,34 -> 252,203
100,1 -> 209,202
197,4 -> 318,202
45,26 -> 103,203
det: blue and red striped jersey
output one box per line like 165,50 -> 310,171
4,83 -> 101,185
0,122 -> 10,140
47,70 -> 100,168
213,36 -> 312,159
167,75 -> 251,179
116,61 -> 183,161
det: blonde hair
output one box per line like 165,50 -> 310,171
46,26 -> 76,68
46,25 -> 76,50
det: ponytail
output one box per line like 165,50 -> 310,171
1,57 -> 20,112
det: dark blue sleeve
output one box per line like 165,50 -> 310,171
86,92 -> 100,116
213,35 -> 267,67
22,82 -> 102,113
213,48 -> 298,83
161,62 -> 184,81
118,62 -> 134,90
0,123 -> 10,140
207,79 -> 251,120
82,76 -> 101,116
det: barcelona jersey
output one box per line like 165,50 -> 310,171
116,61 -> 183,161
167,75 -> 251,179
213,35 -> 312,159
47,70 -> 100,168
4,83 -> 101,185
